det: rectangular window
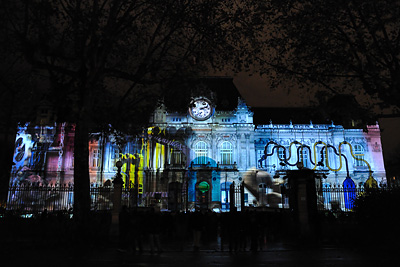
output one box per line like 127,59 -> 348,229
265,146 -> 274,167
221,153 -> 232,164
354,155 -> 365,167
354,144 -> 366,167
92,149 -> 101,168
221,150 -> 232,164
300,148 -> 308,168
195,141 -> 208,164
172,150 -> 182,165
278,147 -> 285,160
220,142 -> 233,164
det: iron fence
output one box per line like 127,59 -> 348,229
5,183 -> 160,214
316,184 -> 365,212
5,182 -> 399,214
6,184 -> 114,213
316,184 -> 400,212
230,183 -> 399,213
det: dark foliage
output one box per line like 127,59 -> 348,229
353,188 -> 400,244
270,0 -> 400,112
1,0 -> 266,218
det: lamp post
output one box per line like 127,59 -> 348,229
224,167 -> 228,211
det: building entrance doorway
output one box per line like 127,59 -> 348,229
196,181 -> 210,210
168,181 -> 182,211
221,182 -> 231,211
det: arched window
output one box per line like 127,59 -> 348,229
195,141 -> 208,164
220,141 -> 233,164
353,144 -> 365,167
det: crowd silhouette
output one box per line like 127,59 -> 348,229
118,207 -> 289,253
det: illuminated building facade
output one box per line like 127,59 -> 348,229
9,78 -> 386,211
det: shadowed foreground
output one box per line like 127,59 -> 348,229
1,209 -> 397,266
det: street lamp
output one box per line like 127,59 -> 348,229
115,160 -> 123,183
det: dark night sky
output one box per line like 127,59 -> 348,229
232,73 -> 400,166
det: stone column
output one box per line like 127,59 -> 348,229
287,169 -> 319,244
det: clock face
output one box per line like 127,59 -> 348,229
189,98 -> 213,120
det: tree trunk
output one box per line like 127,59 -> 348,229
0,91 -> 17,205
0,124 -> 16,205
73,111 -> 91,222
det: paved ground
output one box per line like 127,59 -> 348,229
85,246 -> 395,267
2,239 -> 396,267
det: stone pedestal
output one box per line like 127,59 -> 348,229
111,176 -> 123,225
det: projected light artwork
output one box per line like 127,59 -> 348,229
6,95 -> 387,213
261,140 -> 373,179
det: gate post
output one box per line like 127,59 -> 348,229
110,161 -> 124,238
287,169 -> 318,243
229,181 -> 236,212
240,182 -> 245,211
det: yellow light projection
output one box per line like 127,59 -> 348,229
121,153 -> 144,192
145,126 -> 168,170
153,142 -> 165,169
311,141 -> 371,172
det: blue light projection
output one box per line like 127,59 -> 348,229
343,176 -> 356,210
188,157 -> 220,206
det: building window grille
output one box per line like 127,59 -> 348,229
92,149 -> 101,168
354,144 -> 365,167
300,148 -> 309,168
195,141 -> 208,164
278,147 -> 285,160
327,146 -> 336,169
171,149 -> 182,165
220,141 -> 233,164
